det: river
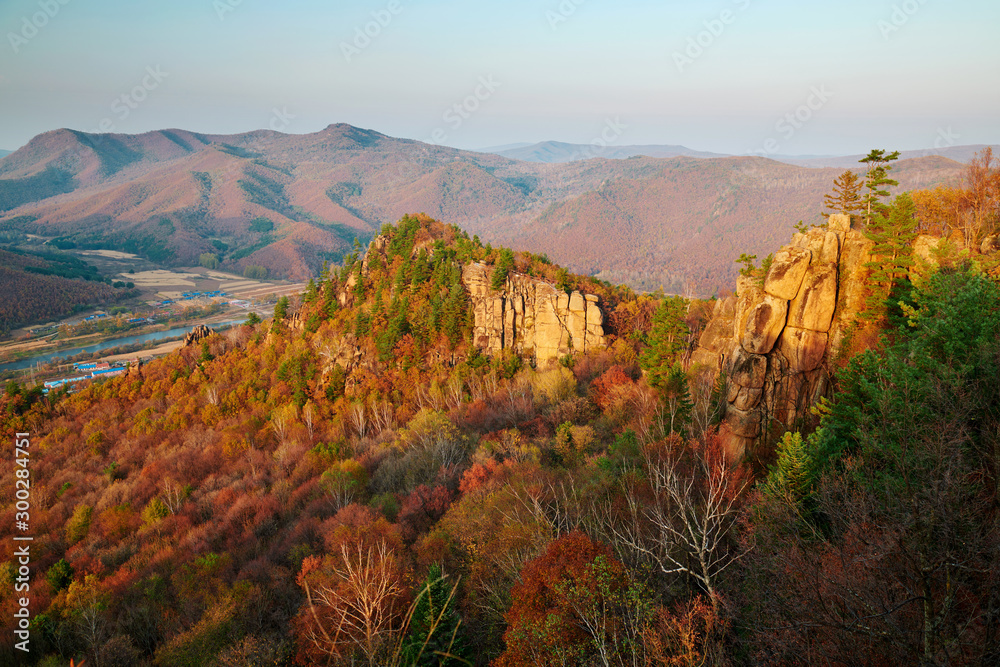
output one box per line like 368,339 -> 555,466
0,320 -> 245,372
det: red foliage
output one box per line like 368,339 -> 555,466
398,485 -> 453,544
589,365 -> 634,409
458,460 -> 500,495
495,531 -> 627,667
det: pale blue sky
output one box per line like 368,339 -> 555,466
0,0 -> 997,154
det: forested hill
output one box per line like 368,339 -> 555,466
0,247 -> 136,335
2,194 -> 1000,665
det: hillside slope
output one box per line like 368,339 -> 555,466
2,215 -> 999,665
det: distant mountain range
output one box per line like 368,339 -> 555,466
488,141 -> 727,163
772,145 -> 1000,169
0,124 -> 970,294
486,140 -> 998,168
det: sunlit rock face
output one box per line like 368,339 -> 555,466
462,263 -> 605,366
693,214 -> 883,459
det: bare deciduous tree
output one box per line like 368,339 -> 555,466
299,542 -> 407,666
614,436 -> 750,612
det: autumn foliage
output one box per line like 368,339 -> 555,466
2,210 -> 999,665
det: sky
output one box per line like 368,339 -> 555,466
0,0 -> 998,156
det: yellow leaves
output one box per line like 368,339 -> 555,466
142,497 -> 170,527
530,367 -> 578,407
200,403 -> 223,428
222,434 -> 250,460
899,300 -> 921,328
127,406 -> 157,437
65,504 -> 93,544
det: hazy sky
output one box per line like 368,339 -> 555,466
1,0 -> 997,155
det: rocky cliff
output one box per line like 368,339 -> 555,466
335,230 -> 607,369
462,263 -> 606,366
691,214 -> 876,457
692,214 -> 955,457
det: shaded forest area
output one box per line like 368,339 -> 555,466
0,248 -> 136,336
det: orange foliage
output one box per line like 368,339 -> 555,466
589,365 -> 635,409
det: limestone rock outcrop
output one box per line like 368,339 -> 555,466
694,215 -> 959,458
183,324 -> 214,347
462,263 -> 606,366
693,215 -> 874,458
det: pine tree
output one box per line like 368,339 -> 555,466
859,149 -> 901,227
442,276 -> 468,347
273,296 -> 289,321
762,431 -> 813,501
399,565 -> 467,666
303,278 -> 317,304
662,364 -> 693,433
490,248 -> 514,290
639,296 -> 690,391
863,193 -> 918,320
823,170 -> 864,219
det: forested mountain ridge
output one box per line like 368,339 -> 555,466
2,150 -> 1000,665
0,247 -> 136,335
0,125 -> 964,291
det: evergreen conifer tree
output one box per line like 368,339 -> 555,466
303,278 -> 317,304
762,431 -> 813,501
859,149 -> 901,227
863,193 -> 918,319
662,364 -> 693,433
823,170 -> 864,219
639,296 -> 689,391
399,565 -> 467,666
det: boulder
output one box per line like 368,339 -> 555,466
787,266 -> 838,332
460,263 -> 606,365
730,347 -> 768,389
183,324 -> 214,347
764,247 -> 812,300
817,230 -> 841,265
699,315 -> 736,354
740,295 -> 788,354
779,327 -> 828,372
828,213 -> 852,233
913,234 -> 944,266
981,234 -> 1000,254
726,405 -> 762,439
728,384 -> 764,411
